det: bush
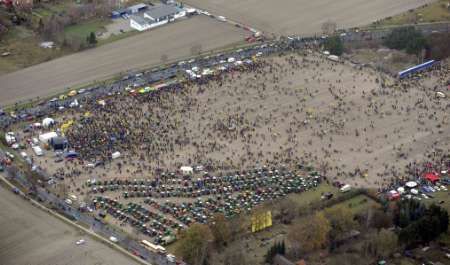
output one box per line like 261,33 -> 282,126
397,203 -> 449,246
324,36 -> 344,56
384,27 -> 426,55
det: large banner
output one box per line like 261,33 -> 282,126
251,211 -> 272,233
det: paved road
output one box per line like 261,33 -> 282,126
0,183 -> 143,265
0,15 -> 247,106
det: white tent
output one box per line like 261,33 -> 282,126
180,166 -> 193,175
410,188 -> 419,195
112,151 -> 121,159
39,131 -> 58,143
436,91 -> 446,98
397,187 -> 405,194
405,181 -> 418,188
42,118 -> 55,128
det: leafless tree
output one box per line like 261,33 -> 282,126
322,20 -> 337,35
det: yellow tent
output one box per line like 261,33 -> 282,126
60,120 -> 74,135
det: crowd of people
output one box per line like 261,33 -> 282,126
50,51 -> 448,189
11,43 -> 447,243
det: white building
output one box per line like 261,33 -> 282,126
130,4 -> 186,31
144,4 -> 185,23
130,16 -> 152,31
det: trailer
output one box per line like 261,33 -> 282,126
398,60 -> 437,79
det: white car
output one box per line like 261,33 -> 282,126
109,236 -> 118,243
167,254 -> 176,262
75,239 -> 86,245
5,152 -> 14,159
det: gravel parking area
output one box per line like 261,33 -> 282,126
0,184 -> 142,265
0,15 -> 247,106
184,0 -> 435,35
100,18 -> 134,39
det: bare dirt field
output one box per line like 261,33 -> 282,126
23,52 -> 449,190
184,0 -> 436,35
0,15 -> 247,106
0,184 -> 141,265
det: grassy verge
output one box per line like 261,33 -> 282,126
422,185 -> 450,212
64,19 -> 110,40
287,183 -> 338,208
327,194 -> 380,214
374,0 -> 450,27
0,26 -> 70,75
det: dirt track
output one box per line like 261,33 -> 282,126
0,16 -> 246,106
184,0 -> 435,35
0,184 -> 141,265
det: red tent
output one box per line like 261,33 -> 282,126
423,172 -> 440,183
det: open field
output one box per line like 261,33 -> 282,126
0,15 -> 247,106
183,0 -> 436,35
0,26 -> 70,75
0,184 -> 141,265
